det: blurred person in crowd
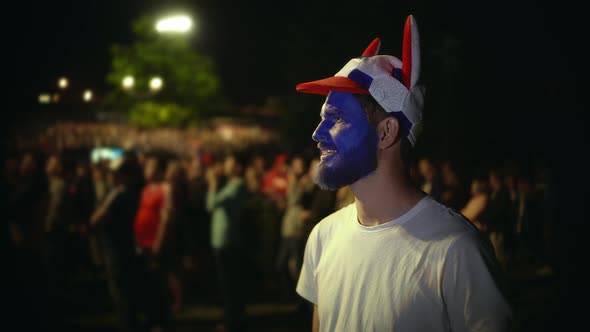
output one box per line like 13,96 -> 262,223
261,153 -> 289,211
514,171 -> 550,272
503,162 -> 520,265
90,155 -> 143,332
258,153 -> 290,295
206,153 -> 248,332
41,153 -> 71,328
164,159 -> 190,313
133,154 -> 174,331
407,158 -> 422,186
248,154 -> 266,189
276,155 -> 314,302
334,185 -> 355,211
417,156 -> 444,202
92,163 -> 111,205
300,158 -> 337,240
244,155 -> 265,194
460,176 -> 491,231
439,160 -> 470,212
68,161 -> 96,278
242,153 -> 277,297
294,15 -> 512,331
185,155 -> 212,296
10,151 -> 47,252
88,163 -> 110,272
2,155 -> 19,194
6,151 -> 49,330
478,166 -> 514,270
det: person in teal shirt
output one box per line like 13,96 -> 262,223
206,153 -> 248,332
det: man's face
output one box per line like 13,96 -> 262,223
144,158 -> 158,181
291,157 -> 305,177
223,156 -> 236,176
311,91 -> 378,190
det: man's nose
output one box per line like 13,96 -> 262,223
312,120 -> 327,142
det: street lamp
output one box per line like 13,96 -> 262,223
155,14 -> 193,34
58,77 -> 68,89
150,76 -> 163,91
122,75 -> 135,90
38,93 -> 51,104
83,89 -> 93,102
120,75 -> 164,97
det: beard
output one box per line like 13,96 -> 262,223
313,129 -> 378,191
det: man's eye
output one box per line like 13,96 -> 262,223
335,117 -> 343,122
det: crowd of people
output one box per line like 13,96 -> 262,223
3,125 -> 552,331
9,121 -> 279,159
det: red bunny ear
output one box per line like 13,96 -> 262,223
401,16 -> 413,89
362,38 -> 381,57
401,15 -> 421,89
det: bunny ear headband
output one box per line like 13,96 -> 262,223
296,15 -> 424,146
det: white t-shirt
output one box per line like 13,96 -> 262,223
297,196 -> 512,332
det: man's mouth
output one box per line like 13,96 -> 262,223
320,149 -> 336,159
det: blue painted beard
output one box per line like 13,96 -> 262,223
313,127 -> 379,191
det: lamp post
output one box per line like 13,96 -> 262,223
155,14 -> 193,34
121,75 -> 164,98
122,75 -> 134,90
58,77 -> 68,89
149,77 -> 163,92
83,89 -> 93,102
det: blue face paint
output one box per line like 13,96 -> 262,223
311,91 -> 378,190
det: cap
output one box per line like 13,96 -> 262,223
296,15 -> 424,146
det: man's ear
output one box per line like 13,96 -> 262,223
377,117 -> 400,149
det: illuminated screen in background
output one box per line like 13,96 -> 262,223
90,147 -> 124,164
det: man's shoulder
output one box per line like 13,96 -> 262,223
323,201 -> 355,222
414,197 -> 480,238
310,202 -> 355,236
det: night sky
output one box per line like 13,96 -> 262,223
5,0 -> 586,164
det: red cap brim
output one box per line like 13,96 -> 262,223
296,76 -> 370,95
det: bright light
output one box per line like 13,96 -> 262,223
83,89 -> 93,102
156,15 -> 192,33
38,93 -> 51,104
150,77 -> 163,91
58,77 -> 68,89
122,75 -> 135,89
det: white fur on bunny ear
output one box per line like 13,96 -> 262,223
402,15 -> 421,89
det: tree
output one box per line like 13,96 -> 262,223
104,13 -> 229,128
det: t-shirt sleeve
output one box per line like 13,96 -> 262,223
96,188 -> 121,227
296,224 -> 320,304
206,180 -> 244,211
442,231 -> 514,332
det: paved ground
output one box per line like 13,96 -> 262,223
6,258 -> 566,332
60,262 -> 563,332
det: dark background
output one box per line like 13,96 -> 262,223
3,0 -> 586,161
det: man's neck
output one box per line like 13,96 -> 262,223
351,166 -> 425,227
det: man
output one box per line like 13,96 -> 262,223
90,155 -> 143,332
295,15 -> 513,331
276,155 -> 313,301
418,156 -> 444,202
206,153 -> 248,332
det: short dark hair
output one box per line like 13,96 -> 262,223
356,94 -> 413,165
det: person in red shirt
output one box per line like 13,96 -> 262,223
261,153 -> 289,209
133,154 -> 174,331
